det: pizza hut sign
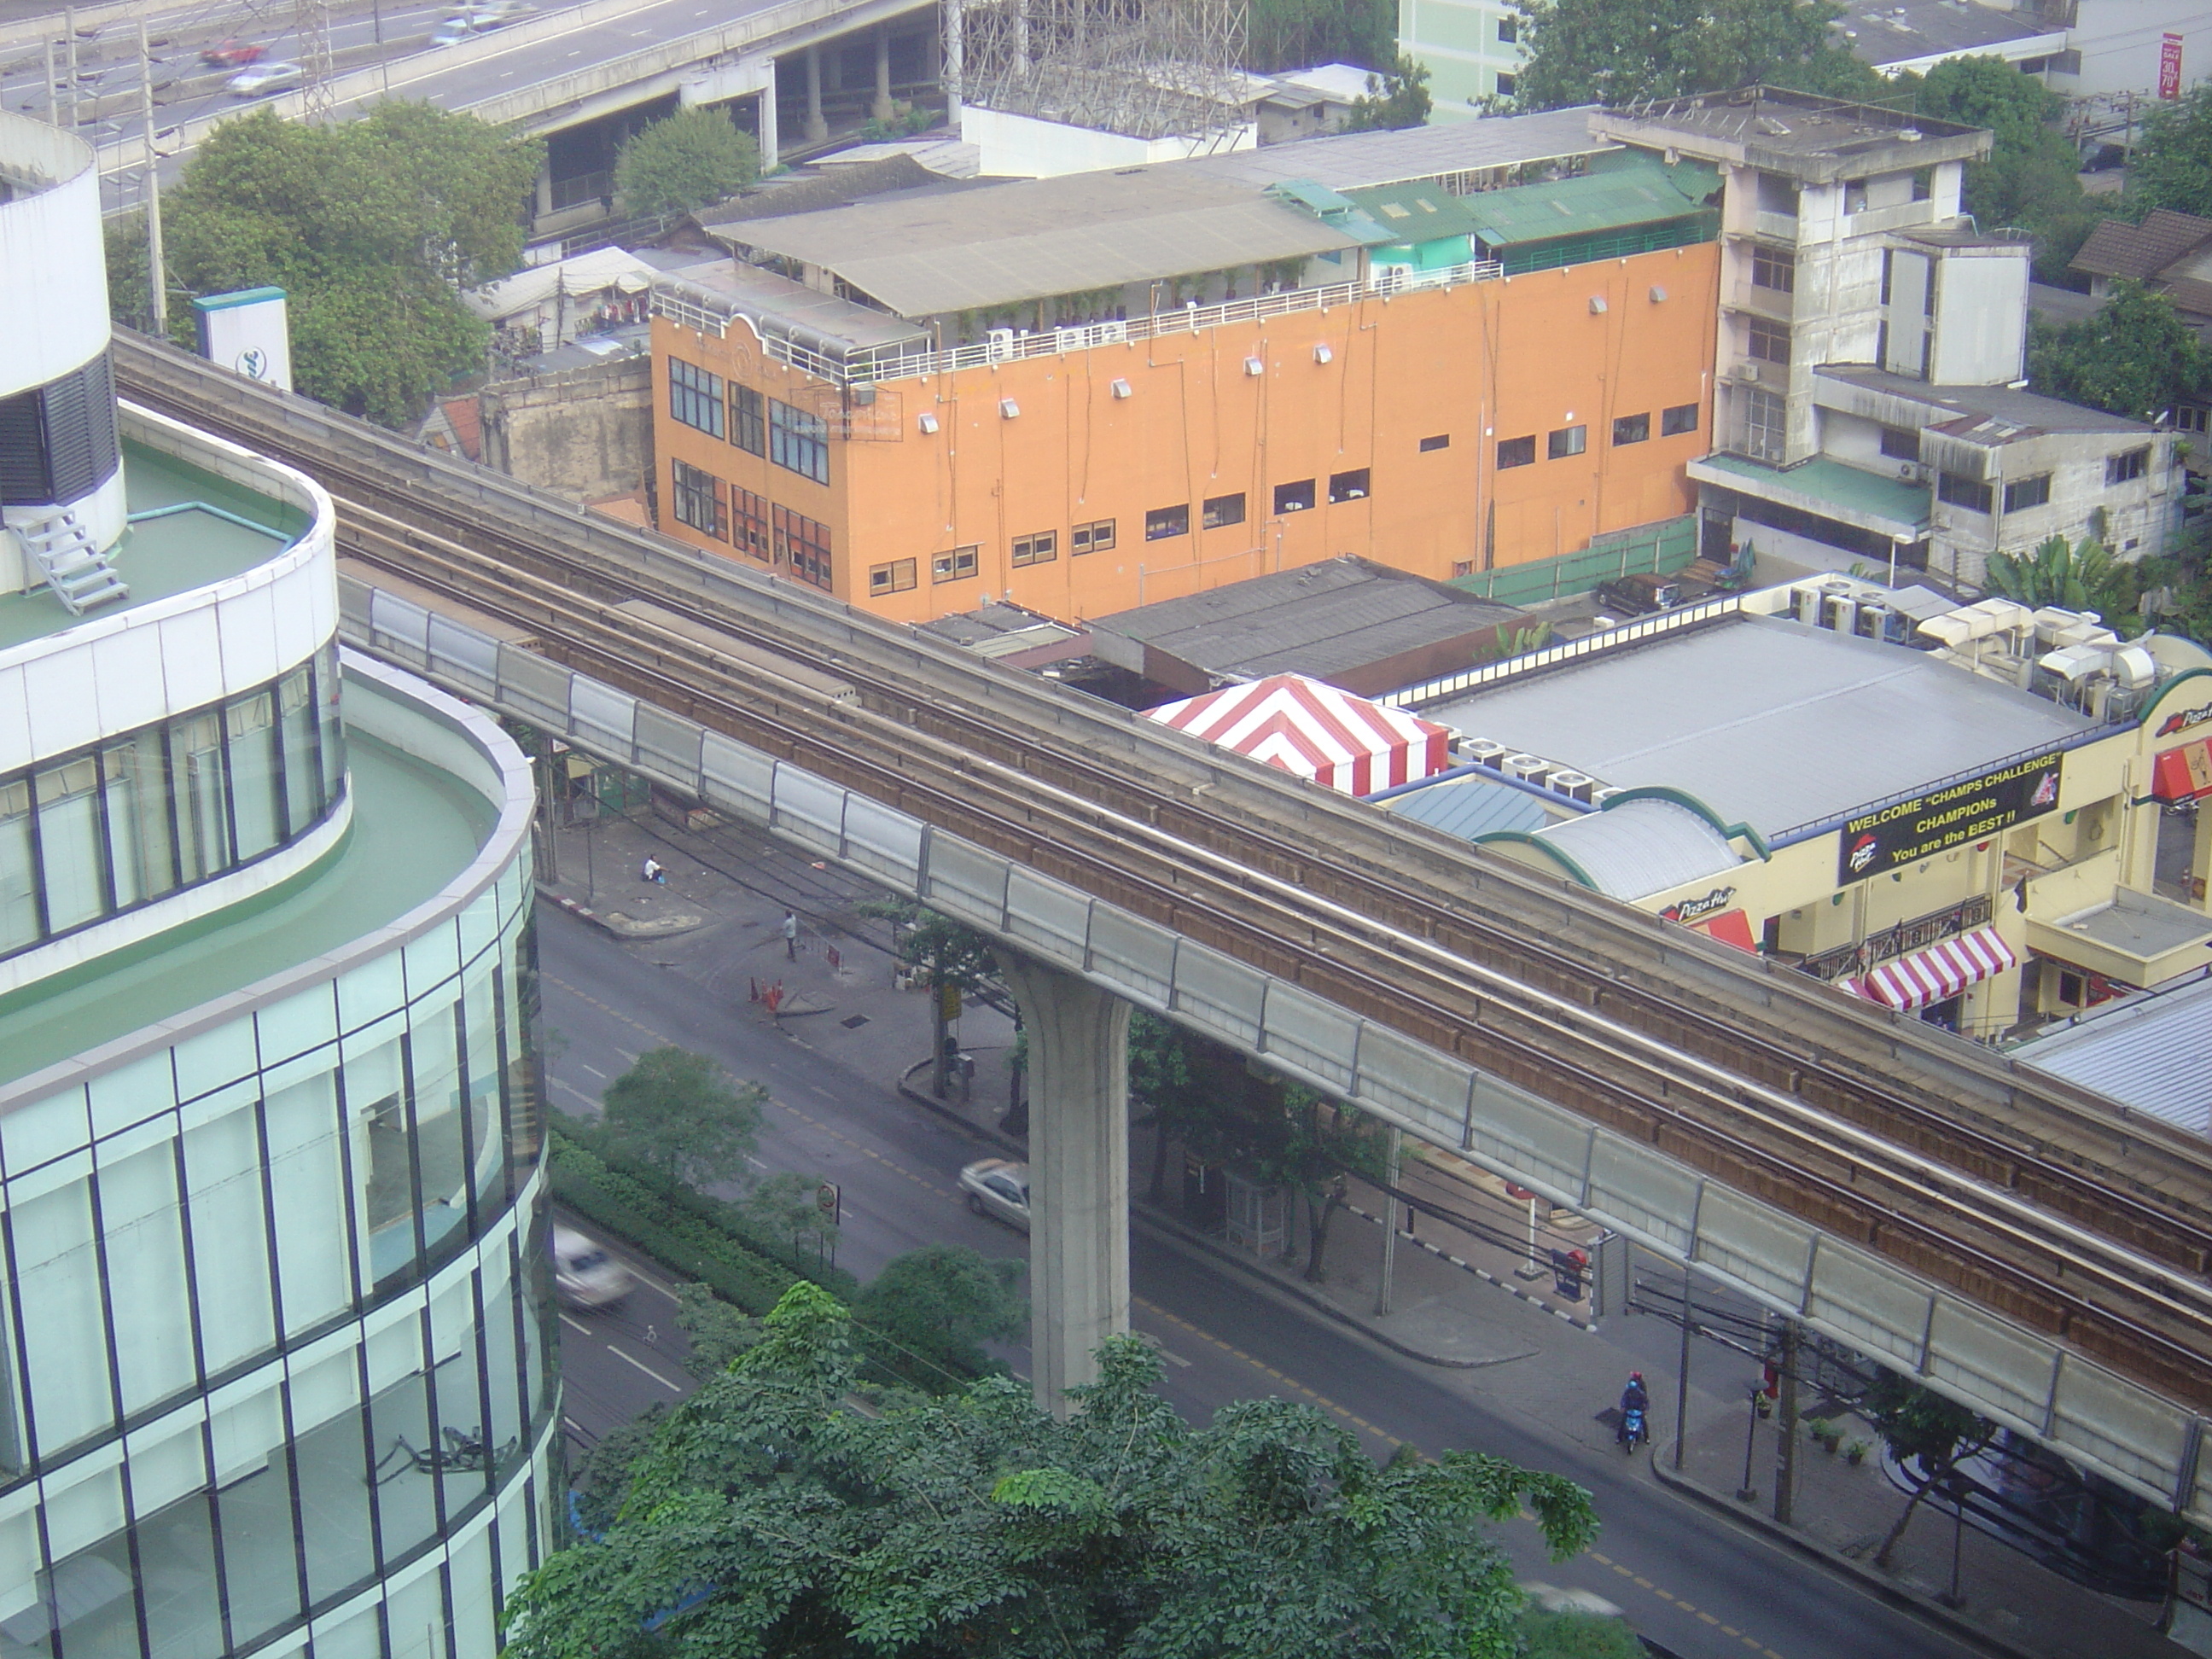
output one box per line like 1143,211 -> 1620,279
1660,887 -> 1738,923
2155,702 -> 2212,739
1839,753 -> 2064,883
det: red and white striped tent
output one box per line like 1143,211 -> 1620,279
1144,673 -> 1452,796
1845,926 -> 2017,1011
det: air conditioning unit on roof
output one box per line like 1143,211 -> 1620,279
1502,754 -> 1551,786
1463,737 -> 1510,768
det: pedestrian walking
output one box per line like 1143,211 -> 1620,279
782,910 -> 799,959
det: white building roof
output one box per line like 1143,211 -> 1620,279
1424,614 -> 2096,839
465,247 -> 655,322
2013,975 -> 2212,1132
1521,798 -> 1743,901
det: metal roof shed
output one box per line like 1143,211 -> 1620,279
1460,157 -> 1720,275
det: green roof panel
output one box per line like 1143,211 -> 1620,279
1459,156 -> 1719,249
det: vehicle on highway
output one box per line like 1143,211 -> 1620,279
201,41 -> 265,70
959,1158 -> 1030,1231
433,3 -> 526,45
225,61 -> 303,97
552,1225 -> 634,1308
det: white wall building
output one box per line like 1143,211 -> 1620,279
0,109 -> 552,1659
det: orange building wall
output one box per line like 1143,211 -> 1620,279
650,239 -> 1720,624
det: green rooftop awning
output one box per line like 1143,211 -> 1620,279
1460,156 -> 1719,249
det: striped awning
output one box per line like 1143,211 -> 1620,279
1849,925 -> 2017,1011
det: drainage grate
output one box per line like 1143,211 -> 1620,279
840,1014 -> 870,1029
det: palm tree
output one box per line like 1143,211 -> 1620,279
1984,534 -> 2137,632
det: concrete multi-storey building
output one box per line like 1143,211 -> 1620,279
1590,89 -> 2180,591
647,112 -> 1723,624
0,111 -> 551,1659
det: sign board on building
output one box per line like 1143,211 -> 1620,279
2162,32 -> 2185,101
192,286 -> 293,393
1837,753 -> 2064,884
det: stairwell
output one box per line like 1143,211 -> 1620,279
10,507 -> 129,616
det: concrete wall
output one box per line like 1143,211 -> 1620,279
958,104 -> 1256,178
651,239 -> 1721,624
481,355 -> 654,504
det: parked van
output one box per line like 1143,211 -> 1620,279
552,1225 -> 633,1309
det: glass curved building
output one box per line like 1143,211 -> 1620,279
0,113 -> 553,1658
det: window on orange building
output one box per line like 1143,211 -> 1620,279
770,398 -> 830,484
669,359 -> 724,438
1273,480 -> 1315,513
731,385 -> 765,456
733,486 -> 769,560
1328,469 -> 1369,503
1072,519 -> 1115,553
1452,560 -> 1476,577
772,504 -> 833,589
669,460 -> 727,540
1495,435 -> 1535,469
1012,531 -> 1058,566
869,558 -> 917,596
1612,413 -> 1650,446
1203,492 -> 1246,528
1660,403 -> 1698,437
1419,434 -> 1450,452
1146,504 -> 1190,539
1545,426 -> 1586,460
934,546 -> 980,583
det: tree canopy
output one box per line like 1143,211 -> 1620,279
1906,55 -> 2098,282
150,102 -> 541,426
1247,0 -> 1393,75
2132,83 -> 2212,220
1985,536 -> 2139,632
615,107 -> 762,218
1505,0 -> 1867,111
506,1282 -> 1598,1659
850,1243 -> 1027,1386
1345,54 -> 1434,132
601,1046 -> 765,1189
2028,280 -> 2211,422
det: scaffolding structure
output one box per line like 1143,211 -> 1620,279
294,0 -> 335,121
950,0 -> 1251,143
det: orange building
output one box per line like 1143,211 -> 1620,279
643,117 -> 1722,623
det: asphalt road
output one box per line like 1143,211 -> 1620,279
541,902 -> 1980,1659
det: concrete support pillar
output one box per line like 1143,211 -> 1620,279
943,0 -> 963,123
872,27 -> 894,121
804,43 -> 828,143
756,73 -> 780,172
993,952 -> 1129,1416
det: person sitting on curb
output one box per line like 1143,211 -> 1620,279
641,856 -> 667,885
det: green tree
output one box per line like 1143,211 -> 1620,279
860,898 -> 1000,1097
675,1282 -> 764,1380
1985,534 -> 2139,629
1520,1608 -> 1649,1658
1247,0 -> 1393,74
1242,1084 -> 1390,1284
600,1046 -> 765,1189
739,1171 -> 839,1271
154,103 -> 542,426
1345,54 -> 1434,131
2028,281 -> 2211,421
2133,82 -> 2212,220
1133,1010 -> 1214,1202
1861,1369 -> 1998,1568
614,107 -> 761,218
851,1243 -> 1027,1388
1508,0 -> 1861,111
505,1282 -> 1599,1659
1907,55 -> 2098,282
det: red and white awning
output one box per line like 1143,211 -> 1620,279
1144,673 -> 1453,797
1848,925 -> 2017,1011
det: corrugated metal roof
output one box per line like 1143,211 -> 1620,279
717,169 -> 1364,317
1382,772 -> 1549,841
2013,975 -> 2212,1132
1425,614 -> 2095,838
1815,365 -> 2157,440
1459,157 -> 1716,248
1342,179 -> 1484,243
1515,798 -> 1742,901
1176,106 -> 1614,191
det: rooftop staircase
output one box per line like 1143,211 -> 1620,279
12,507 -> 129,616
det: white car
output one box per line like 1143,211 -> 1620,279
959,1158 -> 1030,1231
226,61 -> 303,97
434,3 -> 524,44
552,1225 -> 634,1309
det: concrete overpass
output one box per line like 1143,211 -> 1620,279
114,329 -> 2212,1533
108,0 -> 939,236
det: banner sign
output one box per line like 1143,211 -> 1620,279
1839,753 -> 2064,883
2162,32 -> 2184,102
192,286 -> 293,392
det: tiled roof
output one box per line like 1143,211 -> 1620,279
2071,209 -> 2212,282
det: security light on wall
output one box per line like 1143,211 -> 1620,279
1000,398 -> 1019,418
1109,378 -> 1132,398
1313,344 -> 1333,364
917,412 -> 940,434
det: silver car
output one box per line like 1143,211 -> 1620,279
552,1225 -> 634,1309
226,61 -> 303,97
959,1158 -> 1030,1231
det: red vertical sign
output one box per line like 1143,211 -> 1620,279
2161,32 -> 2185,102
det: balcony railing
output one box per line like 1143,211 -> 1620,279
650,257 -> 1505,388
1796,893 -> 1995,983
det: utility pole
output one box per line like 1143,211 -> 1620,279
1772,1318 -> 1800,1526
1373,1126 -> 1401,1316
44,38 -> 56,125
138,18 -> 166,335
943,0 -> 963,124
63,6 -> 78,131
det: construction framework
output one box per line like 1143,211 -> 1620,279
950,0 -> 1251,143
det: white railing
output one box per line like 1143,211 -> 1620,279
1383,595 -> 1747,710
649,257 -> 1505,388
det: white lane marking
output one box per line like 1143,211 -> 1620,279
579,1063 -> 606,1080
1158,1348 -> 1192,1368
607,1344 -> 684,1392
559,1313 -> 593,1336
746,1155 -> 768,1169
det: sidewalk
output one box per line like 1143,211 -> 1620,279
538,795 -> 2186,1659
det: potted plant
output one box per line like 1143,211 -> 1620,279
1804,1417 -> 1840,1453
1844,1439 -> 1871,1467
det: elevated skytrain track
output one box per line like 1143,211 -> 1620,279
114,331 -> 2212,1501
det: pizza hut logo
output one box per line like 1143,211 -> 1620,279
2157,704 -> 2212,738
1848,834 -> 1880,873
1661,886 -> 1738,923
2031,770 -> 2058,807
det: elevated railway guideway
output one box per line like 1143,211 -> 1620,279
113,330 -> 2212,1513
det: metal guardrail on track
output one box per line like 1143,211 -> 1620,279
111,332 -> 2212,1522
